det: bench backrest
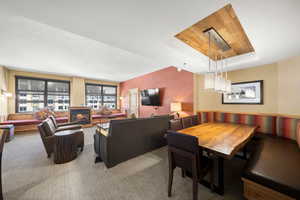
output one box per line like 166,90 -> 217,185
198,111 -> 300,140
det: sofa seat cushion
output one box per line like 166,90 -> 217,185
92,113 -> 126,119
243,135 -> 300,198
55,117 -> 68,123
56,124 -> 82,132
0,119 -> 41,126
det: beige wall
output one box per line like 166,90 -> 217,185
0,66 -> 9,121
6,70 -> 119,114
277,56 -> 300,115
195,55 -> 300,115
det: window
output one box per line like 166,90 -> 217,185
85,84 -> 117,109
16,77 -> 70,113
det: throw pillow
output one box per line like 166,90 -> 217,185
99,106 -> 112,115
34,107 -> 56,120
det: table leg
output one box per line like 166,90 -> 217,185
199,156 -> 224,195
216,157 -> 224,195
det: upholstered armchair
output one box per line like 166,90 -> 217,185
49,115 -> 82,132
38,121 -> 56,158
38,118 -> 84,158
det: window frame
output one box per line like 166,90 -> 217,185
85,83 -> 117,109
15,76 -> 71,113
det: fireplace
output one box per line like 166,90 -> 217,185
69,107 -> 92,125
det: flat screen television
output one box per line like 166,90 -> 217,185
140,88 -> 160,106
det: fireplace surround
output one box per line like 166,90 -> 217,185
69,107 -> 92,125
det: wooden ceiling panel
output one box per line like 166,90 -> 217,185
175,4 -> 254,60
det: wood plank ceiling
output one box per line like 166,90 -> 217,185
175,4 -> 254,61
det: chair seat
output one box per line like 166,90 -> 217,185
56,124 -> 82,132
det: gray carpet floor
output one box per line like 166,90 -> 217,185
2,128 -> 245,200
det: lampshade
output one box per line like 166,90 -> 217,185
170,102 -> 182,112
1,89 -> 12,97
225,80 -> 232,93
204,72 -> 215,89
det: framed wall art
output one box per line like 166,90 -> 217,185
222,80 -> 263,104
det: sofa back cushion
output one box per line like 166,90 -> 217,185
43,119 -> 56,136
49,115 -> 58,128
277,117 -> 300,140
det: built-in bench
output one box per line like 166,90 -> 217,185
198,111 -> 300,200
0,110 -> 126,133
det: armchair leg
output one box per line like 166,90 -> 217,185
47,153 -> 51,158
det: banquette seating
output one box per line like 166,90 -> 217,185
198,111 -> 300,200
0,109 -> 126,133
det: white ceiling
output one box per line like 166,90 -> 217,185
0,0 -> 300,82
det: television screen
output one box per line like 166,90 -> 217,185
141,88 -> 160,106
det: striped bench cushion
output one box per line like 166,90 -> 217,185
214,112 -> 225,122
239,114 -> 276,134
198,112 -> 214,123
214,112 -> 240,123
197,111 -> 298,140
276,117 -> 300,140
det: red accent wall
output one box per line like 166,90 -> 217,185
120,66 -> 194,117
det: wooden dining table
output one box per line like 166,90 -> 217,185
178,122 -> 257,195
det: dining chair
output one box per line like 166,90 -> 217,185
0,130 -> 7,200
182,116 -> 193,129
191,115 -> 200,126
167,131 -> 214,200
169,119 -> 183,131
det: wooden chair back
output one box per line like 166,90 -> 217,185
169,119 -> 183,131
182,116 -> 193,129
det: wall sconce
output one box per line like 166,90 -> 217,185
1,89 -> 12,97
119,96 -> 123,100
170,102 -> 182,118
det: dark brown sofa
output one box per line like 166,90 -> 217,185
94,115 -> 170,168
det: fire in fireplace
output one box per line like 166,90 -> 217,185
69,107 -> 91,125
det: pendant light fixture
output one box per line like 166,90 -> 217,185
203,28 -> 232,94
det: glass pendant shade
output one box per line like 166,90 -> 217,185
221,77 -> 226,92
204,72 -> 215,89
225,80 -> 232,93
214,75 -> 222,91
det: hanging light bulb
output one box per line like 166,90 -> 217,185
224,59 -> 232,93
203,28 -> 231,93
204,32 -> 215,90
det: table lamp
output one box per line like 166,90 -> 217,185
170,102 -> 182,118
